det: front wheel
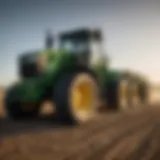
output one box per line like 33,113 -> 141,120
53,72 -> 99,125
5,86 -> 39,120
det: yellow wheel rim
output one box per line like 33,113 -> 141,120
70,74 -> 97,122
72,81 -> 94,111
119,80 -> 128,109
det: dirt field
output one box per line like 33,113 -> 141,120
0,105 -> 160,160
0,87 -> 160,160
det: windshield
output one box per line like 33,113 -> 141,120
89,40 -> 109,67
90,40 -> 101,54
61,40 -> 88,53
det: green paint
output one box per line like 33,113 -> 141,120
13,49 -> 78,102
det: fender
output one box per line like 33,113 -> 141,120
42,65 -> 98,100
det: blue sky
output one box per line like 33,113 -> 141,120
0,0 -> 160,86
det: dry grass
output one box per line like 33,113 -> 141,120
0,87 -> 5,118
149,89 -> 160,104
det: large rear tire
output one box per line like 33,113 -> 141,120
107,79 -> 129,110
53,72 -> 99,125
138,82 -> 148,105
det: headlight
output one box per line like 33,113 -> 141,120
37,55 -> 47,72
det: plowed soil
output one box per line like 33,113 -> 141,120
1,104 -> 160,160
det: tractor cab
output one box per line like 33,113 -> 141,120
19,29 -> 108,79
59,28 -> 107,67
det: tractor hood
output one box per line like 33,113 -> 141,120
7,78 -> 45,102
13,49 -> 79,102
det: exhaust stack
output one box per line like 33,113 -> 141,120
45,29 -> 54,49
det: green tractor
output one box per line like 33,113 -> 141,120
4,28 -> 148,124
